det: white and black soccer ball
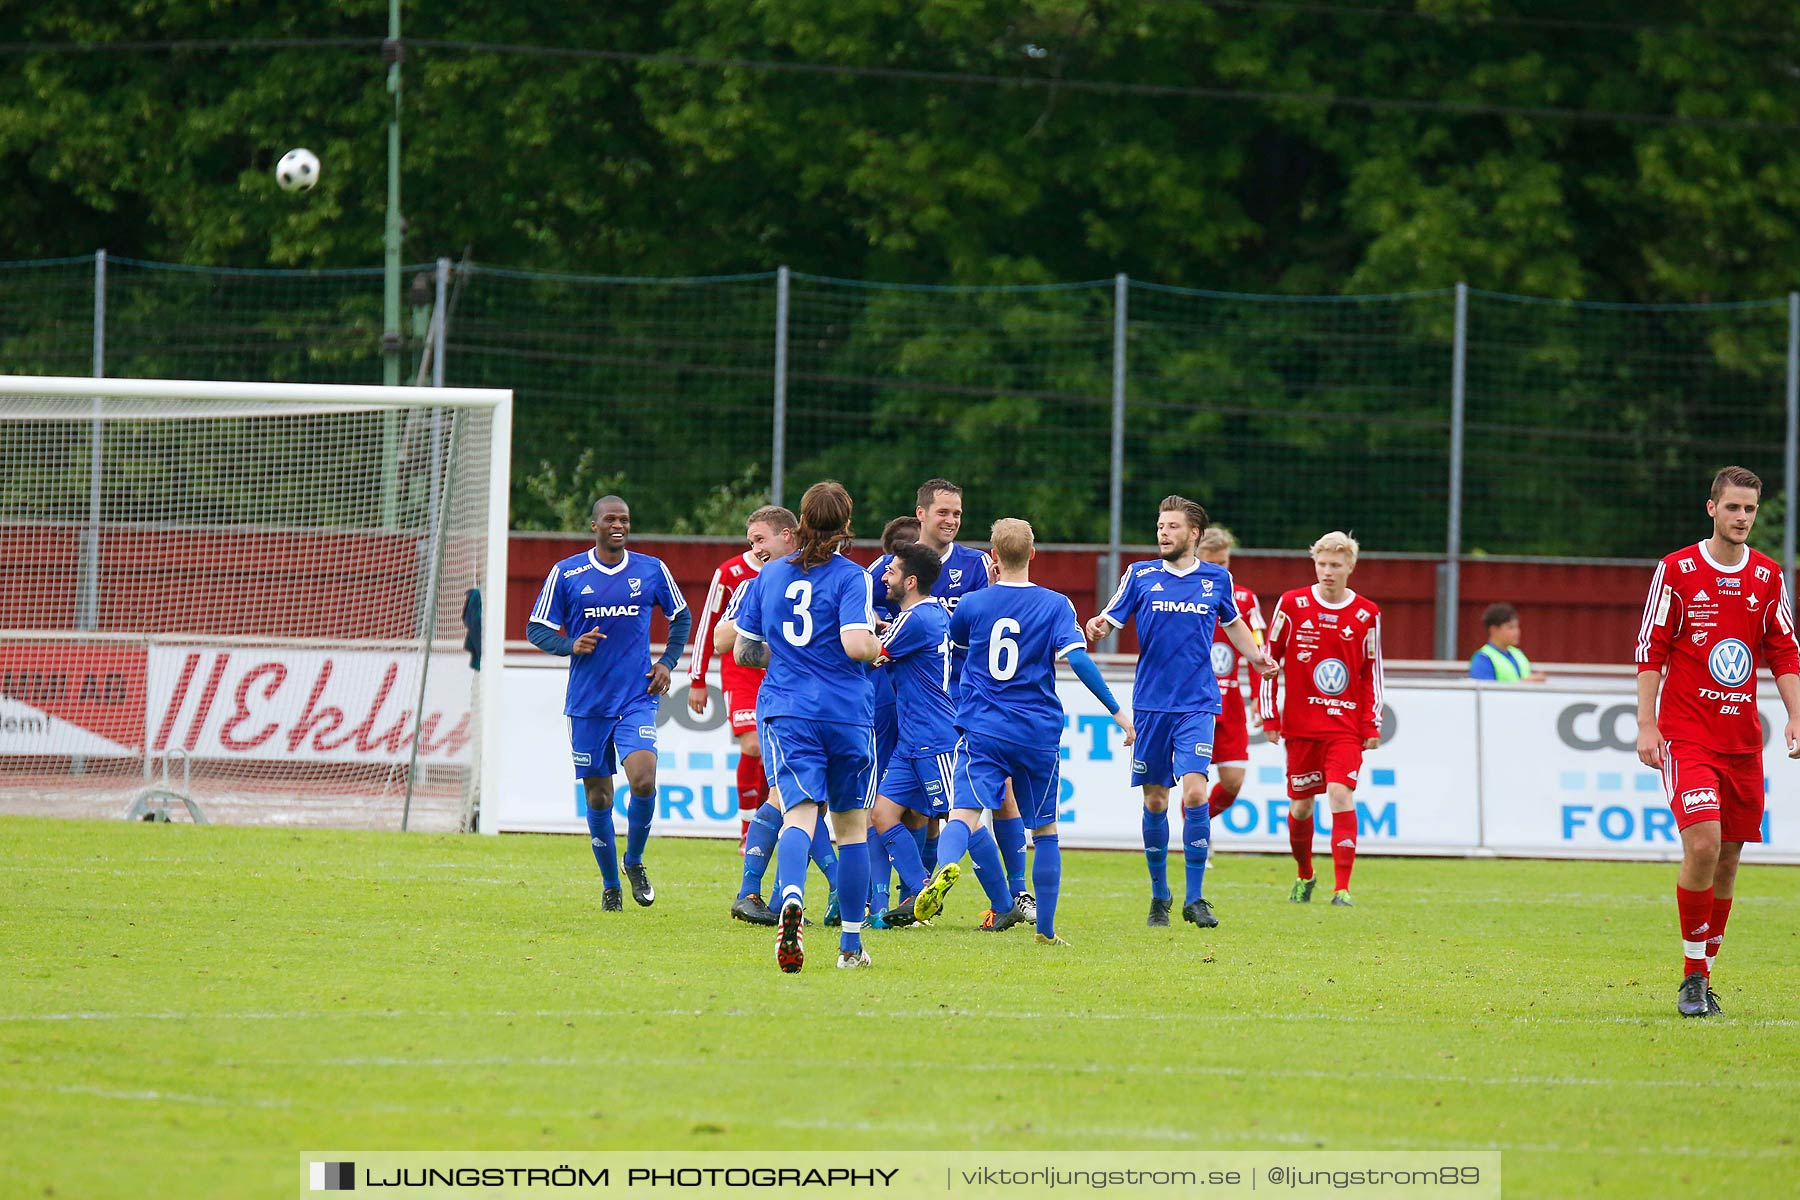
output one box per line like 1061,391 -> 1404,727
275,148 -> 321,193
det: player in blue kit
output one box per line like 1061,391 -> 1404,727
527,496 -> 691,912
950,518 -> 1134,946
734,481 -> 884,972
865,542 -> 1012,928
1085,496 -> 1275,930
867,481 -> 997,885
865,516 -> 922,925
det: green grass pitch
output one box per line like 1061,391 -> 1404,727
4,814 -> 1797,1199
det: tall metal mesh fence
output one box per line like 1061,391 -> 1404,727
785,276 -> 1115,540
0,255 -> 1795,563
1462,292 -> 1790,558
1127,284 -> 1455,552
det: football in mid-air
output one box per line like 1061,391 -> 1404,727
275,148 -> 321,193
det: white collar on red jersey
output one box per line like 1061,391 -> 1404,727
741,550 -> 764,574
1696,540 -> 1749,574
1310,584 -> 1358,610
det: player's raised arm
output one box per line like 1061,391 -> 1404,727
1058,597 -> 1133,745
1086,566 -> 1135,643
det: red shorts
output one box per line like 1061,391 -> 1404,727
1213,686 -> 1249,767
721,665 -> 763,737
1284,736 -> 1363,799
1664,741 -> 1765,842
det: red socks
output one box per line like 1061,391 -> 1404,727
1207,781 -> 1237,819
1287,813 -> 1314,880
1676,885 -> 1714,977
736,754 -> 766,852
1331,810 -> 1358,891
1707,895 -> 1733,975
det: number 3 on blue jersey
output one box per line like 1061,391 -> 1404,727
783,579 -> 814,646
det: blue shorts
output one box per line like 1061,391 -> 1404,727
569,699 -> 660,780
879,749 -> 958,818
874,702 -> 900,777
762,716 -> 877,814
957,734 -> 1061,827
1130,710 -> 1217,788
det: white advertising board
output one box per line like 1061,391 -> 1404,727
494,660 -> 1484,855
1476,686 -> 1800,862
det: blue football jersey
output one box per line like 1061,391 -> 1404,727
1099,559 -> 1239,713
736,552 -> 877,726
869,542 -> 992,685
867,559 -> 899,719
530,549 -> 688,718
949,582 -> 1086,747
880,600 -> 957,755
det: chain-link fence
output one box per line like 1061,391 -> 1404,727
5,254 -> 1797,652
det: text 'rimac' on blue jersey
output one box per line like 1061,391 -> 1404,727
1100,559 -> 1240,714
869,542 -> 992,684
530,549 -> 688,718
879,600 -> 958,756
949,582 -> 1086,747
735,552 -> 877,727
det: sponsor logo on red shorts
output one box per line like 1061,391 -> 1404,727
1290,771 -> 1323,789
1680,788 -> 1720,813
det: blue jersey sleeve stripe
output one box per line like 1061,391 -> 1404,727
530,565 -> 560,625
655,558 -> 689,616
1055,640 -> 1086,659
1099,568 -> 1132,625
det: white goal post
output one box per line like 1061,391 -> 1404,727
0,374 -> 512,832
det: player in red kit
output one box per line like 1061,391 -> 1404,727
686,505 -> 798,850
1197,526 -> 1266,826
1259,531 -> 1383,906
1635,466 -> 1800,1018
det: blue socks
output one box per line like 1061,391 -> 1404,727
880,824 -> 928,898
909,824 -> 928,869
994,815 -> 1027,895
739,801 -> 782,900
935,818 -> 971,878
1142,807 -> 1171,901
1033,833 -> 1061,939
809,816 -> 839,890
622,790 -> 655,867
585,802 -> 620,889
836,841 -> 868,955
775,824 -> 813,910
922,830 -> 940,875
866,825 -> 893,912
965,824 -> 1013,912
1183,804 -> 1211,907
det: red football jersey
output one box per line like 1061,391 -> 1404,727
1210,584 -> 1266,697
1259,585 -> 1384,741
687,551 -> 766,692
1636,541 -> 1799,755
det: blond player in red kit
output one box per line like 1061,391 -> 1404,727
1259,531 -> 1384,907
1635,466 -> 1800,1018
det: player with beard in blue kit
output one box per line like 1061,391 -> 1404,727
950,518 -> 1134,946
528,495 -> 691,912
734,481 -> 883,972
1086,496 -> 1276,930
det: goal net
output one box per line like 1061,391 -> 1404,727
0,375 -> 511,831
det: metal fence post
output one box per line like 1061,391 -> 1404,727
1105,273 -> 1128,597
1438,282 -> 1468,661
772,266 -> 790,507
80,250 -> 107,632
1786,292 -> 1797,605
433,257 -> 449,389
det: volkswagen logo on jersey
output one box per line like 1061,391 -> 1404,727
1707,638 -> 1752,687
1210,642 -> 1235,678
1312,658 -> 1349,696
